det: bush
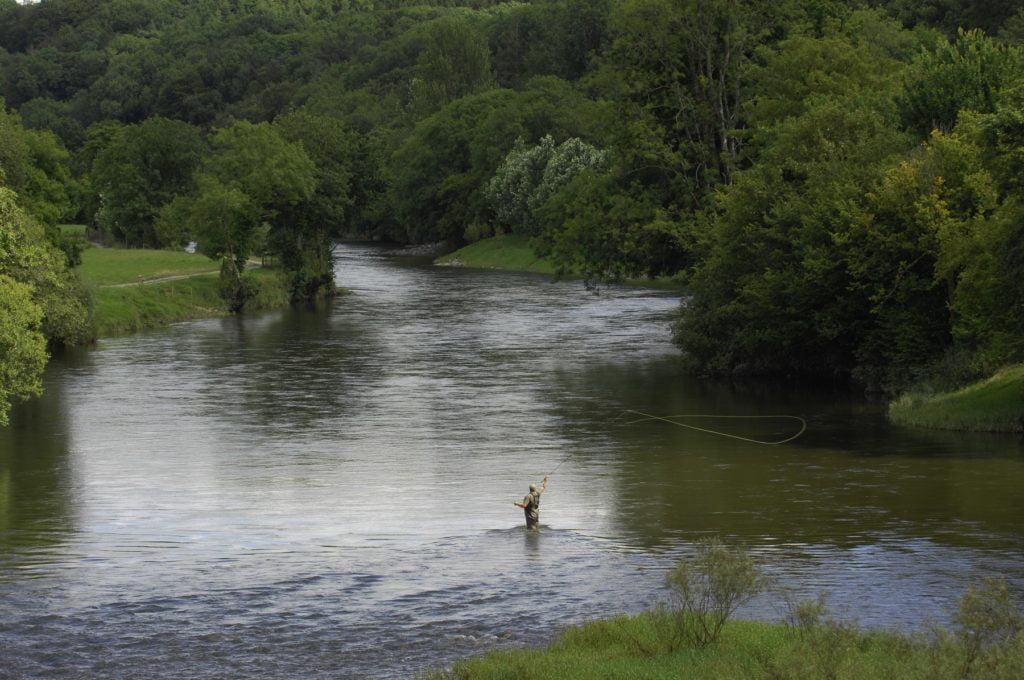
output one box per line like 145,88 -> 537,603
953,578 -> 1024,678
779,593 -> 861,680
666,537 -> 771,648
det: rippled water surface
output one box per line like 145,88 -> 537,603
2,244 -> 1022,678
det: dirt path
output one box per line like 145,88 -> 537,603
100,270 -> 219,288
99,262 -> 262,288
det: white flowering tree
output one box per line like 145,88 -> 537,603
485,135 -> 606,237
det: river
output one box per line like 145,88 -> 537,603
1,243 -> 1022,678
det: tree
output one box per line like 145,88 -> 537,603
675,95 -> 914,382
389,88 -> 519,245
0,101 -> 75,226
190,120 -> 316,310
410,14 -> 494,115
896,29 -> 1024,138
389,76 -> 606,246
932,96 -> 1024,368
0,274 -> 45,426
90,116 -> 204,247
485,134 -> 606,237
273,110 -> 355,300
594,0 -> 778,192
536,171 -> 690,280
0,185 -> 90,425
488,0 -> 610,88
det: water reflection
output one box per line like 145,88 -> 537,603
0,356 -> 79,572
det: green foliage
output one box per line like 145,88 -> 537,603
89,116 -> 204,247
896,29 -> 1024,137
0,102 -> 75,226
204,120 -> 316,211
747,16 -> 907,129
410,14 -> 494,116
0,274 -> 46,427
953,577 -> 1024,677
665,537 -> 771,649
388,75 -> 606,245
187,120 -> 316,309
186,174 -> 259,265
0,186 -> 91,347
485,134 -> 606,237
778,593 -> 862,679
0,186 -> 87,424
488,0 -> 610,88
676,95 -> 914,381
272,110 -> 353,300
536,172 -> 691,280
879,0 -> 1022,37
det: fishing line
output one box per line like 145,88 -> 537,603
535,410 -> 805,483
620,409 -> 806,445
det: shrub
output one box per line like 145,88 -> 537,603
666,537 -> 771,648
953,578 -> 1023,677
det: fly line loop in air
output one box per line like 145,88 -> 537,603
620,409 -> 807,445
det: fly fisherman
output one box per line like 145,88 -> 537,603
513,475 -> 549,529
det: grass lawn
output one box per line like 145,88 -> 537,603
436,235 -> 559,275
889,363 -> 1024,433
77,246 -> 289,336
436,235 -> 685,290
79,247 -> 219,286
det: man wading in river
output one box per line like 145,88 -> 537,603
513,475 -> 549,529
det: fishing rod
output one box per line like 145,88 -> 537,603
547,450 -> 576,476
620,409 -> 807,445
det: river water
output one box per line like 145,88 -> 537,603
1,244 -> 1022,678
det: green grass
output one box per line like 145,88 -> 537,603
425,610 -> 1024,680
92,266 -> 289,336
80,247 -> 290,336
889,363 -> 1024,432
79,247 -> 220,286
436,235 -> 560,275
92,274 -> 228,336
436,235 -> 685,290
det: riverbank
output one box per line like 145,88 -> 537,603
428,607 -> 1024,679
889,363 -> 1024,433
80,247 -> 289,337
434,234 -> 559,275
435,235 -> 684,290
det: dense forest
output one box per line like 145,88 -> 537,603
2,0 -> 1024,423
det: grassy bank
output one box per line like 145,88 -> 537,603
79,248 -> 289,337
428,609 -> 1024,680
435,235 -> 559,275
889,363 -> 1024,433
79,247 -> 219,285
435,235 -> 684,290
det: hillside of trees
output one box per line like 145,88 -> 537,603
2,0 -> 1024,421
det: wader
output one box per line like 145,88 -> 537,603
523,491 -> 541,529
